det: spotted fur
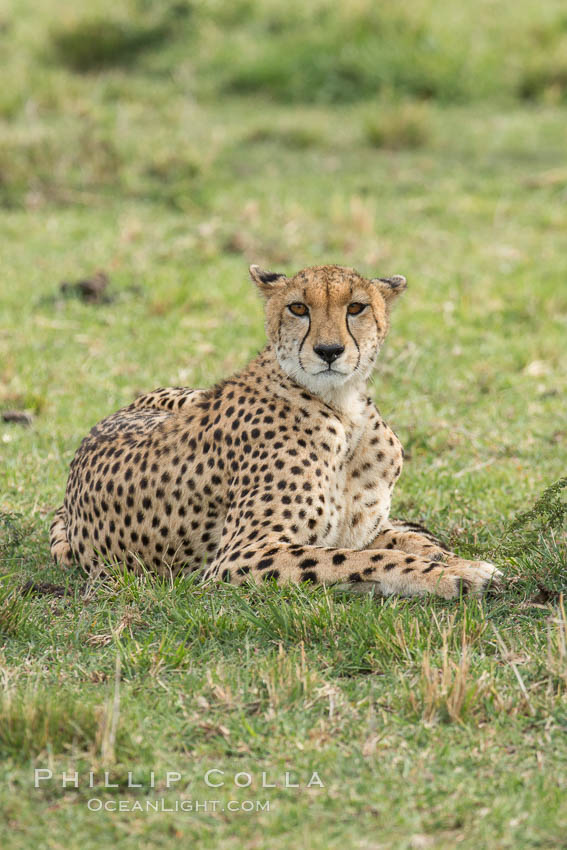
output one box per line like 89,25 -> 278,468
50,264 -> 502,599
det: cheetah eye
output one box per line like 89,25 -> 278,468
347,302 -> 367,316
288,302 -> 309,317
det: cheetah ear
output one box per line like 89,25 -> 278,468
249,264 -> 288,297
371,274 -> 407,305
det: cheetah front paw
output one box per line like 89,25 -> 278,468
445,559 -> 503,597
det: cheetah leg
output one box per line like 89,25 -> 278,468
368,525 -> 503,587
367,524 -> 448,560
49,505 -> 74,567
387,519 -> 447,549
130,387 -> 205,412
207,541 -> 501,599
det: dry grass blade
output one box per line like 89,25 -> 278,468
492,624 -> 534,716
97,654 -> 121,764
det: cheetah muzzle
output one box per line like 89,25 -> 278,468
50,263 -> 503,599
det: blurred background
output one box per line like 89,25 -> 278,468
1,0 -> 566,536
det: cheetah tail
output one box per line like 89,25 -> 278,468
49,505 -> 73,567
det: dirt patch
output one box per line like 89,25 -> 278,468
60,270 -> 111,303
2,410 -> 34,426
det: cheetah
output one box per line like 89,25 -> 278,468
50,264 -> 502,599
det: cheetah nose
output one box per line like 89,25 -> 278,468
313,343 -> 345,364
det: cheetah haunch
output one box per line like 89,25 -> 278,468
50,264 -> 502,598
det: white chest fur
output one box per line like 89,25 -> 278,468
324,399 -> 403,549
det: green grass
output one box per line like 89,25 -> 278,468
1,0 -> 567,847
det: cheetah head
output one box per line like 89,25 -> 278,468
250,263 -> 406,400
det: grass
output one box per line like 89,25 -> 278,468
363,101 -> 432,150
1,0 -> 567,847
49,16 -> 172,73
